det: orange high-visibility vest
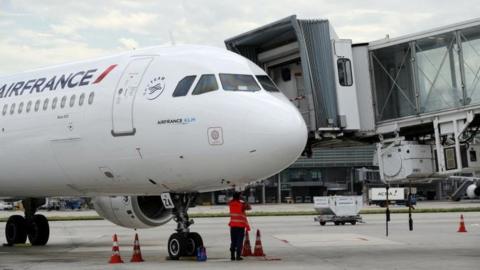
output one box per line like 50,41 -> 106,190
228,199 -> 250,231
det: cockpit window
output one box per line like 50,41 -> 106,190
256,75 -> 280,92
219,74 -> 261,92
172,75 -> 196,97
192,74 -> 218,95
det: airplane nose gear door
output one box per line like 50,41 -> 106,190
111,57 -> 153,136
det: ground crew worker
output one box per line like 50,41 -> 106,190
228,191 -> 251,261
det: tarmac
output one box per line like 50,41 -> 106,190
0,210 -> 479,270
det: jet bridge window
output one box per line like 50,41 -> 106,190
256,75 -> 280,92
220,74 -> 261,92
192,74 -> 218,95
337,58 -> 353,86
2,104 -> 7,116
172,75 -> 196,97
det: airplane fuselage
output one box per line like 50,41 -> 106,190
0,45 -> 307,197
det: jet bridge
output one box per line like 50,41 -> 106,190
226,15 -> 480,185
225,15 -> 372,144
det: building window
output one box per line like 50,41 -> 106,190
173,76 -> 196,97
337,58 -> 353,86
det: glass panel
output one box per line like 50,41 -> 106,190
337,58 -> 353,86
192,74 -> 218,95
416,32 -> 462,112
372,43 -> 416,120
460,26 -> 480,105
256,75 -> 280,92
220,74 -> 261,92
172,76 -> 196,97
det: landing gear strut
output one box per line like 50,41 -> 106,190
5,198 -> 50,246
167,193 -> 203,260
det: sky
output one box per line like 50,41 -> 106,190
0,0 -> 479,75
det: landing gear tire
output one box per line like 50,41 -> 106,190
319,221 -> 326,226
168,233 -> 188,260
167,193 -> 204,260
27,214 -> 50,246
5,215 -> 27,245
185,232 -> 203,256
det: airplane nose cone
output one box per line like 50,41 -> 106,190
245,96 -> 308,175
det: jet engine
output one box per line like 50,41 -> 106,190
93,196 -> 173,229
466,184 -> 480,199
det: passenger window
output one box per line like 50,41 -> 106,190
61,96 -> 67,108
172,76 -> 196,97
88,92 -> 94,105
192,74 -> 218,95
79,93 -> 85,106
52,97 -> 58,110
69,95 -> 76,107
18,102 -> 24,114
219,74 -> 261,91
2,104 -> 7,116
43,99 -> 49,111
34,100 -> 40,112
10,103 -> 15,115
26,101 -> 32,113
337,58 -> 353,86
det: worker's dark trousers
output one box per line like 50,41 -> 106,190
230,227 -> 245,258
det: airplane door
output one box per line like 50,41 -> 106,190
111,57 -> 153,136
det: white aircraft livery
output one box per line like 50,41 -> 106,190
0,45 -> 307,259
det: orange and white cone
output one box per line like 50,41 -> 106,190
457,214 -> 467,233
130,233 -> 144,262
253,229 -> 265,257
242,229 -> 252,257
109,234 -> 124,264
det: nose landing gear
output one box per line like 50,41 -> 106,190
4,198 -> 50,246
167,193 -> 204,260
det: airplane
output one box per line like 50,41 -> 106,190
0,45 -> 307,259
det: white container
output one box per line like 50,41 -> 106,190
313,196 -> 363,216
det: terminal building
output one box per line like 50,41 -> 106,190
199,15 -> 480,204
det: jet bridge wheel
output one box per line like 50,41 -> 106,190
27,214 -> 50,246
5,215 -> 28,245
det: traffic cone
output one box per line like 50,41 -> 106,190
130,233 -> 144,262
253,229 -> 265,257
109,234 -> 124,264
241,230 -> 252,257
457,214 -> 467,233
